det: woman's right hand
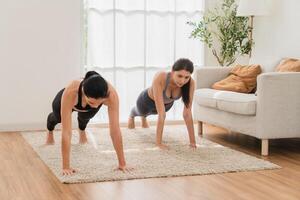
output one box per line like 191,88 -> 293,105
62,168 -> 77,176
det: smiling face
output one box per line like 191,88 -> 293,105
172,69 -> 191,87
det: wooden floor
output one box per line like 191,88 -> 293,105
1,124 -> 300,200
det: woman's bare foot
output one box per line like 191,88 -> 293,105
128,117 -> 135,129
141,116 -> 149,128
79,130 -> 88,144
46,131 -> 55,145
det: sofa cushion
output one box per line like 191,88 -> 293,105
275,58 -> 300,72
212,64 -> 262,93
215,90 -> 257,115
194,89 -> 257,116
194,89 -> 217,108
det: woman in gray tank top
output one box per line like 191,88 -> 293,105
128,58 -> 196,150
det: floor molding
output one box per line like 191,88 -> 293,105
0,120 -> 189,132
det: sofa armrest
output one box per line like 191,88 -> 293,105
194,66 -> 233,89
256,72 -> 300,138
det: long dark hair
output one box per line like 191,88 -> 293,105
82,71 -> 108,98
172,58 -> 194,108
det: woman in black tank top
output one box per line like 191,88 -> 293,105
128,58 -> 197,150
46,71 -> 131,175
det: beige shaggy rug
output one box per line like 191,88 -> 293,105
21,125 -> 280,184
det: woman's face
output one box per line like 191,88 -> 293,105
84,96 -> 103,108
172,69 -> 191,87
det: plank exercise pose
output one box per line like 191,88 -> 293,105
128,58 -> 196,150
46,71 -> 130,175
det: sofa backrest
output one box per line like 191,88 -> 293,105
249,0 -> 300,72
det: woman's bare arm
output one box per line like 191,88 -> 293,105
61,81 -> 78,175
152,73 -> 168,149
107,89 -> 129,171
183,79 -> 196,148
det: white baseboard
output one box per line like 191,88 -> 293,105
0,121 -> 78,132
0,120 -> 187,132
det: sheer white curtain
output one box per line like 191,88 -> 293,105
85,0 -> 204,123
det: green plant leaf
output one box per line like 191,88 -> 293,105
188,0 -> 252,66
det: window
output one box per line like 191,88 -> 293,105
84,0 -> 204,123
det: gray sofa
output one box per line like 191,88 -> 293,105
193,66 -> 300,155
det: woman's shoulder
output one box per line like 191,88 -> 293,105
190,77 -> 195,86
187,77 -> 195,92
153,71 -> 168,82
107,82 -> 118,98
103,83 -> 119,106
150,71 -> 169,89
64,80 -> 81,95
190,76 -> 195,83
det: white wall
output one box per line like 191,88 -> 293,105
0,0 -> 82,131
205,0 -> 300,68
250,0 -> 300,71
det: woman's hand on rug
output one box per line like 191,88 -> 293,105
62,168 -> 77,176
115,165 -> 134,173
156,143 -> 169,150
189,143 -> 197,149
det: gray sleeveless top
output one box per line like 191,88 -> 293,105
163,73 -> 181,104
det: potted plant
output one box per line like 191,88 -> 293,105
188,0 -> 252,66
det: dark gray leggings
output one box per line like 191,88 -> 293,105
130,89 -> 174,117
47,89 -> 101,131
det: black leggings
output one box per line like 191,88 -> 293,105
47,89 -> 101,131
130,89 -> 174,117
